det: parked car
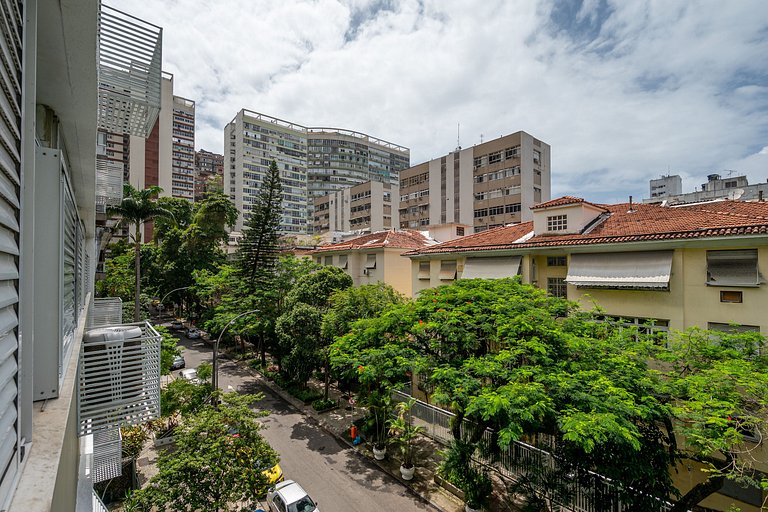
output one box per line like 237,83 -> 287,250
178,368 -> 200,384
267,480 -> 319,512
187,327 -> 201,339
170,354 -> 185,370
170,320 -> 184,331
261,462 -> 284,486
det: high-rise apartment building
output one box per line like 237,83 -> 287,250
649,175 -> 683,200
313,180 -> 399,233
225,109 -> 410,233
129,73 -> 195,201
194,149 -> 224,199
398,131 -> 550,232
170,95 -> 196,200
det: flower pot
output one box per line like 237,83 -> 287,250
372,445 -> 387,460
465,504 -> 482,512
400,464 -> 415,480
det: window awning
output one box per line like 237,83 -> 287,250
706,249 -> 759,287
461,256 -> 522,279
566,251 -> 673,290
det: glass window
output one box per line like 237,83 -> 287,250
547,215 -> 567,231
547,277 -> 567,297
439,260 -> 457,280
547,256 -> 567,267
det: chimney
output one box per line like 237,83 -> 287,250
760,190 -> 764,202
628,195 -> 635,213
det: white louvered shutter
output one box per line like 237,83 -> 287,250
0,0 -> 23,507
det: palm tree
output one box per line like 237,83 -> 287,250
108,184 -> 174,320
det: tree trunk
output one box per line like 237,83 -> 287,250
323,357 -> 330,401
134,225 -> 141,321
670,474 -> 725,512
260,334 -> 266,367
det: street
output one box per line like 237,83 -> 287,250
174,333 -> 431,512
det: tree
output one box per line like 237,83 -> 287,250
108,184 -> 174,321
276,266 -> 352,397
237,160 -> 282,292
126,393 -> 279,512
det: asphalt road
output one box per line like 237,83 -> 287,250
173,331 -> 430,512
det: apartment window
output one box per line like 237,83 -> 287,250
720,290 -> 743,303
473,156 -> 484,169
439,260 -> 457,280
324,256 -> 333,265
725,180 -> 737,189
505,203 -> 521,214
338,255 -> 348,269
533,150 -> 541,165
456,226 -> 465,236
547,256 -> 567,267
365,254 -> 377,270
474,208 -> 488,218
547,277 -> 567,298
706,250 -> 759,287
488,206 -> 504,216
488,152 -> 501,164
547,215 -> 568,231
418,261 -> 430,280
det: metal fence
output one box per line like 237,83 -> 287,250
391,390 -> 674,512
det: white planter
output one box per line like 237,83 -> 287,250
373,445 -> 387,460
400,464 -> 415,480
465,504 -> 481,512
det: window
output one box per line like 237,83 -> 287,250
547,277 -> 567,297
547,256 -> 567,267
418,261 -> 430,280
505,203 -> 521,214
324,256 -> 333,265
456,226 -> 465,236
338,255 -> 348,269
365,254 -> 377,269
272,495 -> 287,512
725,180 -> 737,189
720,290 -> 742,303
488,152 -> 501,164
439,260 -> 457,280
547,214 -> 568,231
706,250 -> 760,287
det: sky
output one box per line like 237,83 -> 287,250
110,0 -> 768,203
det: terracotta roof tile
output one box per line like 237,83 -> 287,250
312,229 -> 433,253
406,199 -> 768,256
530,196 -> 607,211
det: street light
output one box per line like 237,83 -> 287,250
212,309 -> 259,393
158,286 -> 192,318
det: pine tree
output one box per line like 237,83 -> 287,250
237,160 -> 283,290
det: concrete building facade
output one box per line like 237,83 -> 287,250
649,174 -> 683,199
169,94 -> 195,200
398,131 -> 550,233
312,180 -> 398,233
645,173 -> 768,205
225,109 -> 409,233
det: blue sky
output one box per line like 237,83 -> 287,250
111,0 -> 768,203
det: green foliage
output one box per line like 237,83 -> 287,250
197,361 -> 213,382
321,282 -> 405,341
237,160 -> 283,291
156,325 -> 180,376
159,378 -> 211,422
388,398 -> 425,467
121,425 -> 149,460
311,398 -> 337,411
126,393 -> 278,511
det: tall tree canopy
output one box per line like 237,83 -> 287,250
237,160 -> 282,292
107,184 -> 173,320
330,278 -> 768,511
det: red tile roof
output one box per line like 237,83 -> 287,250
530,196 -> 607,211
405,200 -> 768,255
312,229 -> 433,253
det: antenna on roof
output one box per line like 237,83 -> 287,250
456,123 -> 461,151
480,133 -> 484,143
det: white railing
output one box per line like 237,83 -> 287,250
89,297 -> 123,327
92,489 -> 109,512
78,321 -> 161,436
92,427 -> 122,483
391,390 -> 675,512
97,3 -> 162,137
95,158 -> 123,212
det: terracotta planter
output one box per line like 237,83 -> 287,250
372,445 -> 387,460
400,464 -> 415,480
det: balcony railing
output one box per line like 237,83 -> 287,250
92,427 -> 122,483
89,297 -> 123,327
97,3 -> 162,137
78,321 -> 161,436
95,158 -> 124,213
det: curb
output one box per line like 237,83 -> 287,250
228,358 -> 459,512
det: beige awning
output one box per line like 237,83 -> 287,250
461,256 -> 522,279
566,251 -> 673,289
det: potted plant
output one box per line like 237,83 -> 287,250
368,391 -> 392,460
463,468 -> 492,512
388,398 -> 424,480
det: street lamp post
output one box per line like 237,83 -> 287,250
212,309 -> 259,393
158,286 -> 193,318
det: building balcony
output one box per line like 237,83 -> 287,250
97,4 -> 162,137
95,158 -> 123,214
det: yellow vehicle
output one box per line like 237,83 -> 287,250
261,463 -> 284,484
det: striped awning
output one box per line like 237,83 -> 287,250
566,251 -> 673,289
461,256 -> 522,279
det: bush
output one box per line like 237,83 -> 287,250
311,398 -> 337,411
288,386 -> 322,404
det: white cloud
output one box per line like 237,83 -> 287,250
108,0 -> 768,203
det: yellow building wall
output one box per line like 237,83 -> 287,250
382,249 -> 416,297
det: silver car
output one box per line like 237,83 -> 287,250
267,480 -> 319,512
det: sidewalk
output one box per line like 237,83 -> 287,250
242,363 -> 465,512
